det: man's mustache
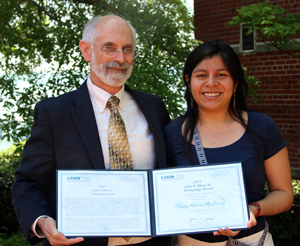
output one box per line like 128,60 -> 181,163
106,61 -> 130,69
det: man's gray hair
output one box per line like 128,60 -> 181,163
81,15 -> 136,47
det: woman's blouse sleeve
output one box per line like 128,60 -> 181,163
263,115 -> 287,160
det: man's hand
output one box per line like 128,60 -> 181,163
37,217 -> 84,246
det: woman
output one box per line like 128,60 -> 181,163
164,40 -> 293,246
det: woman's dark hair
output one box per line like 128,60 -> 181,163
183,39 -> 249,148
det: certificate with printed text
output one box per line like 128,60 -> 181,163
57,162 -> 249,237
151,163 -> 249,236
57,170 -> 151,237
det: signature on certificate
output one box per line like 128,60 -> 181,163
189,217 -> 214,223
189,217 -> 196,223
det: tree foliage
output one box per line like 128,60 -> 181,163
0,144 -> 22,234
0,0 -> 262,143
0,0 -> 198,142
227,0 -> 300,58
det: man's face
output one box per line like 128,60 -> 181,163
90,50 -> 133,88
89,18 -> 135,88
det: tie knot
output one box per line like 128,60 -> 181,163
107,96 -> 120,109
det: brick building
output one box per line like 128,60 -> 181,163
193,0 -> 300,178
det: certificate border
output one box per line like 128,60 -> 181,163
151,162 -> 249,236
57,169 -> 152,237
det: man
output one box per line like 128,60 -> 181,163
11,15 -> 170,246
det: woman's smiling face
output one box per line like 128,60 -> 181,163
186,55 -> 237,114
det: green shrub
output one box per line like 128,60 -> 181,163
0,144 -> 22,234
0,231 -> 41,246
267,179 -> 300,245
0,231 -> 27,246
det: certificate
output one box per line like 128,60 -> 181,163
57,170 -> 151,237
57,162 -> 249,237
151,162 -> 249,236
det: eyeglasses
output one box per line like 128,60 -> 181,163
92,44 -> 138,59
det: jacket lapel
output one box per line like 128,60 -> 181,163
70,81 -> 105,169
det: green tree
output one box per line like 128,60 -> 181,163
227,0 -> 300,57
0,0 -> 198,142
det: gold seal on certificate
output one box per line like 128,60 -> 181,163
57,162 -> 249,237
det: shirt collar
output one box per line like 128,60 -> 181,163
87,77 -> 126,113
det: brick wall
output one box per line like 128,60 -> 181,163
194,0 -> 300,177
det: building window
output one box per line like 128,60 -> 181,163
241,24 -> 255,52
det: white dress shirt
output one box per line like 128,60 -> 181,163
87,77 -> 155,170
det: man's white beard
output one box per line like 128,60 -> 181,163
90,52 -> 133,87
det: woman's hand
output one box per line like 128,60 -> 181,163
213,205 -> 257,237
213,227 -> 240,237
247,204 -> 258,228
